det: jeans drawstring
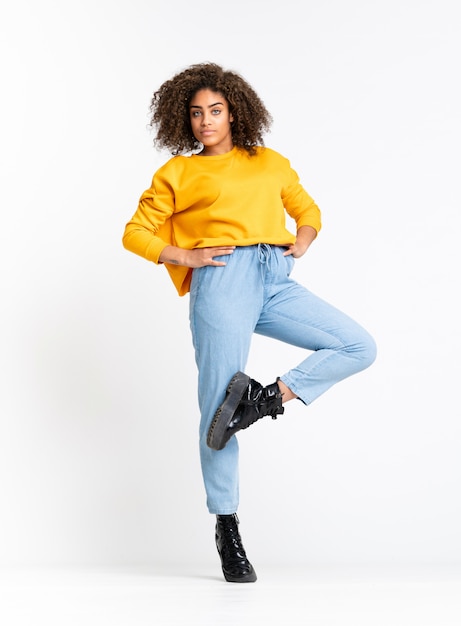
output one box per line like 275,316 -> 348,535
257,243 -> 272,264
257,243 -> 273,281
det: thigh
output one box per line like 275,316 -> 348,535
189,248 -> 263,421
256,280 -> 370,352
189,248 -> 262,353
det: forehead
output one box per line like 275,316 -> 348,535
189,89 -> 227,106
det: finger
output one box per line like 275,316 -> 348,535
214,246 -> 235,253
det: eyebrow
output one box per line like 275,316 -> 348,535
189,102 -> 224,109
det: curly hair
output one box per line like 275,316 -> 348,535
149,63 -> 273,156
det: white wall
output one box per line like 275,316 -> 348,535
0,0 -> 459,568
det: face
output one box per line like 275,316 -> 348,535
189,89 -> 234,156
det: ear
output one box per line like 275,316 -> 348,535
229,113 -> 234,123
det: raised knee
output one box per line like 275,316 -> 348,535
359,332 -> 377,369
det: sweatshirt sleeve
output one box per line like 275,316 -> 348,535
122,167 -> 175,264
281,164 -> 322,234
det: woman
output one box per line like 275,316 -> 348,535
123,62 -> 376,583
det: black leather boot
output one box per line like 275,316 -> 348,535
207,371 -> 284,451
215,514 -> 257,583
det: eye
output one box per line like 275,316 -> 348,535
211,108 -> 222,115
191,110 -> 202,117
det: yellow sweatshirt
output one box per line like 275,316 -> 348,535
123,146 -> 321,296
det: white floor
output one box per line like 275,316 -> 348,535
1,564 -> 461,626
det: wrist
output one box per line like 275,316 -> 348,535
159,245 -> 187,266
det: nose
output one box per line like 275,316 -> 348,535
200,112 -> 211,126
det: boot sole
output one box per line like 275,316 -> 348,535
207,372 -> 250,450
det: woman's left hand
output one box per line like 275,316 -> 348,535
282,225 -> 318,259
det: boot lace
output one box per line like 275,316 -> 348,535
217,514 -> 248,562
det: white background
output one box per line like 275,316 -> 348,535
0,0 -> 459,571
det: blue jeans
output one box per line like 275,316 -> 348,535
189,245 -> 376,514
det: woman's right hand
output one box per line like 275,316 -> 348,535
159,245 -> 236,268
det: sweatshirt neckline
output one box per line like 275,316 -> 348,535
191,146 -> 238,161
